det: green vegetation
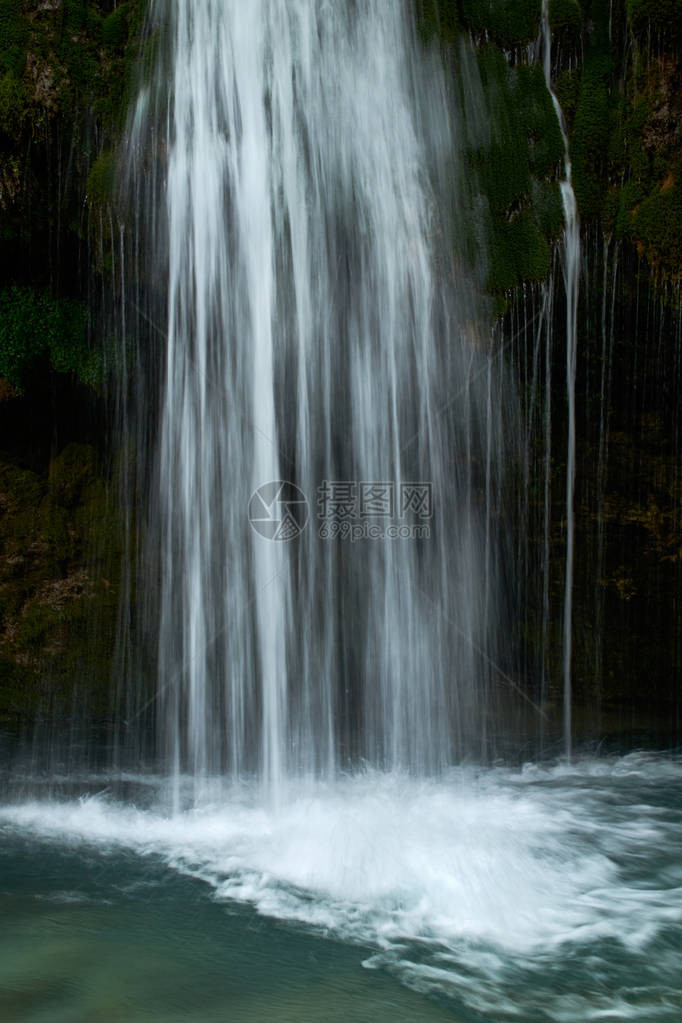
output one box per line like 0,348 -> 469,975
461,0 -> 542,47
0,287 -> 100,392
626,0 -> 682,45
415,0 -> 460,41
471,47 -> 565,291
546,0 -> 682,279
565,0 -> 613,219
0,0 -> 28,77
102,2 -> 131,50
415,3 -> 564,293
631,166 -> 682,274
549,0 -> 583,48
0,67 -> 26,134
86,150 -> 116,208
0,1 -> 147,397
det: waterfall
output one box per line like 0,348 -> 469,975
124,0 -> 510,794
540,2 -> 580,759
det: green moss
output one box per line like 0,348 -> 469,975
476,142 -> 532,214
461,0 -> 542,47
626,0 -> 682,46
0,0 -> 28,77
469,42 -> 564,293
515,64 -> 565,178
630,171 -> 682,278
15,604 -> 61,650
622,98 -> 652,193
554,68 -> 581,128
48,443 -> 97,508
0,440 -> 125,725
0,287 -> 98,392
474,50 -> 563,196
86,150 -> 115,207
533,179 -> 565,239
487,227 -> 517,292
0,655 -> 39,718
572,85 -> 610,215
0,69 -> 27,135
415,0 -> 459,42
102,3 -> 130,50
488,210 -> 553,291
0,462 -> 44,514
570,62 -> 612,218
549,0 -> 583,46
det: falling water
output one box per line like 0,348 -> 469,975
125,0 -> 508,794
540,2 -> 580,758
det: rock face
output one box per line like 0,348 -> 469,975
0,378 -> 123,728
0,2 -> 141,729
0,1 -> 679,742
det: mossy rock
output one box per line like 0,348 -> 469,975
15,603 -> 61,651
554,67 -> 581,128
415,0 -> 460,42
489,209 -> 553,291
570,70 -> 611,219
48,443 -> 98,508
0,69 -> 27,135
532,179 -> 565,239
461,0 -> 542,47
102,3 -> 130,50
0,461 -> 44,514
0,655 -> 39,718
514,64 -> 564,178
0,287 -> 97,391
75,478 -> 122,576
630,170 -> 682,279
86,150 -> 116,208
469,42 -> 564,293
0,0 -> 28,78
626,0 -> 682,47
549,0 -> 583,49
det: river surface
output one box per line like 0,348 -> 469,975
1,753 -> 680,1021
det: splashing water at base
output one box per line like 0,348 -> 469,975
2,755 -> 680,1021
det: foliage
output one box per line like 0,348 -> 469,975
102,3 -> 131,50
86,150 -> 116,208
555,0 -> 682,277
533,179 -> 565,237
554,67 -> 580,127
630,167 -> 682,274
471,45 -> 564,292
415,0 -> 460,42
549,0 -> 583,48
0,0 -> 28,77
570,60 -> 612,217
460,0 -> 542,48
0,1 -> 147,396
626,0 -> 682,46
0,68 -> 26,134
0,287 -> 100,392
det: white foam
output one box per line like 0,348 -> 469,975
2,757 -> 680,1019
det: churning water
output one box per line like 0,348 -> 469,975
1,756 -> 680,1020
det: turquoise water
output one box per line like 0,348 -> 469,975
0,840 -> 451,1022
1,755 -> 680,1021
